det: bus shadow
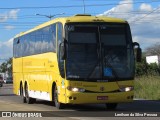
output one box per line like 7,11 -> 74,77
34,100 -> 160,112
0,94 -> 16,96
35,100 -> 120,111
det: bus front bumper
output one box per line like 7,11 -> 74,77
65,91 -> 134,104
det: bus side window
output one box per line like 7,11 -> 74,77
50,24 -> 56,52
17,39 -> 20,44
13,38 -> 18,58
57,23 -> 63,46
13,38 -> 21,58
57,23 -> 65,78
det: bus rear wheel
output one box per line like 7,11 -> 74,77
25,84 -> 36,104
106,103 -> 118,110
20,84 -> 26,103
54,86 -> 64,109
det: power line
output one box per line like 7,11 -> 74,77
0,59 -> 8,61
0,21 -> 45,24
0,10 -> 160,20
0,1 -> 159,9
130,6 -> 160,24
0,11 -> 159,19
72,0 -> 159,2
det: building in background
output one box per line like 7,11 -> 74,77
146,55 -> 160,65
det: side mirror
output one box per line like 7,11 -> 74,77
136,47 -> 142,62
59,40 -> 67,60
133,42 -> 142,62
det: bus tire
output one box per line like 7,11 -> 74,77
20,84 -> 26,103
25,84 -> 36,104
54,85 -> 64,109
106,103 -> 118,110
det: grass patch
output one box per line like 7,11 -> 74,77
134,76 -> 160,100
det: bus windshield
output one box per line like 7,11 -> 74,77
65,23 -> 134,81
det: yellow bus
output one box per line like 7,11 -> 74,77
13,14 -> 141,109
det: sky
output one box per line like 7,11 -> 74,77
0,0 -> 160,61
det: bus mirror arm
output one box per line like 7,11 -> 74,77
133,42 -> 142,62
133,42 -> 140,47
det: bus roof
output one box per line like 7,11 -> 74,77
15,14 -> 127,38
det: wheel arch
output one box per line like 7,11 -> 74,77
51,82 -> 56,101
19,81 -> 23,95
24,81 -> 28,89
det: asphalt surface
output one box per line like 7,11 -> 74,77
0,84 -> 159,120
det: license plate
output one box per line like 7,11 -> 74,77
97,96 -> 108,100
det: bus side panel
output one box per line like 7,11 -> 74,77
23,54 -> 46,91
22,53 -> 62,101
46,53 -> 66,102
13,58 -> 23,95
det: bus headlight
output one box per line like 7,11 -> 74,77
67,86 -> 85,92
119,86 -> 134,92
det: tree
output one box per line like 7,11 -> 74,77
135,43 -> 160,77
144,43 -> 160,56
0,58 -> 12,76
136,56 -> 148,76
0,62 -> 7,73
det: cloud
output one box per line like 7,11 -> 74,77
98,0 -> 133,19
0,13 -> 8,22
140,3 -> 153,11
4,38 -> 13,47
8,9 -> 20,20
132,36 -> 160,49
0,9 -> 20,22
0,9 -> 20,30
0,38 -> 13,59
4,25 -> 15,30
98,0 -> 160,49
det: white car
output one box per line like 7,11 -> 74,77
4,77 -> 13,84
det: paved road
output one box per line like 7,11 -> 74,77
0,84 -> 159,120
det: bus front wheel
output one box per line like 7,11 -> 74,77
54,86 -> 64,109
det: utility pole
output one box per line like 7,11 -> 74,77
83,0 -> 86,14
36,13 -> 65,20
